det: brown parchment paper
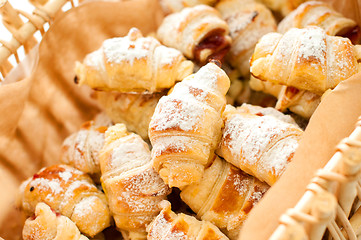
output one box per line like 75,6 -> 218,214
1,0 -> 361,239
240,0 -> 361,239
0,0 -> 164,239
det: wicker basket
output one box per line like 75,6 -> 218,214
270,118 -> 361,240
1,0 -> 361,239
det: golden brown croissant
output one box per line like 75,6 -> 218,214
18,165 -> 112,237
99,124 -> 171,236
180,157 -> 269,240
216,0 -> 277,76
217,105 -> 303,185
149,62 -> 230,188
249,75 -> 322,119
60,121 -> 108,182
256,0 -> 306,17
75,27 -> 194,93
92,90 -> 165,140
23,202 -> 89,240
250,26 -> 360,95
147,200 -> 229,240
160,0 -> 220,14
157,5 -> 232,63
278,1 -> 361,44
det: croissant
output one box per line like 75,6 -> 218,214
250,26 -> 360,95
249,75 -> 321,119
216,0 -> 276,76
149,62 -> 230,188
180,157 -> 269,240
75,27 -> 194,93
160,0 -> 219,14
256,0 -> 306,17
147,200 -> 229,240
217,105 -> 303,185
60,121 -> 108,182
18,165 -> 112,237
92,90 -> 165,140
23,202 -> 89,240
157,5 -> 232,64
99,124 -> 171,236
278,1 -> 361,44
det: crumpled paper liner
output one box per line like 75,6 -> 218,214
0,0 -> 360,239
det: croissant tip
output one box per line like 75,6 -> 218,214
209,59 -> 222,68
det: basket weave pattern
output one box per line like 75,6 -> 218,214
271,117 -> 361,240
0,0 -> 75,80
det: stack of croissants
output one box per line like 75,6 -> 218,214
17,0 -> 361,239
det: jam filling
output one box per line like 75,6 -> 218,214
194,29 -> 230,64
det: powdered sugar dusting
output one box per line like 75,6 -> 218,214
297,27 -> 326,65
151,97 -> 204,132
240,103 -> 298,126
59,171 -> 72,182
230,172 -> 251,196
222,113 -> 301,182
109,134 -> 150,172
123,167 -> 169,196
85,49 -> 103,68
275,28 -> 297,62
31,178 -> 63,195
73,196 -> 98,218
62,129 -> 104,173
152,136 -> 195,158
150,63 -> 225,132
327,37 -> 358,87
226,11 -> 256,39
148,210 -> 188,240
251,191 -> 264,204
114,167 -> 169,213
30,178 -> 63,202
189,63 -> 219,91
148,211 -> 173,239
261,136 -> 300,177
155,45 -> 183,66
172,82 -> 208,102
232,22 -> 275,56
103,35 -> 156,65
62,180 -> 94,202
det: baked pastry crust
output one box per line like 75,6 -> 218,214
250,26 -> 359,94
217,105 -> 303,185
249,76 -> 321,119
147,200 -> 229,240
180,157 -> 269,240
216,0 -> 276,76
75,28 -> 194,92
60,121 -> 108,182
22,203 -> 89,240
93,91 -> 165,140
278,1 -> 360,44
99,124 -> 170,235
149,62 -> 230,188
157,5 -> 232,63
18,165 -> 112,237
